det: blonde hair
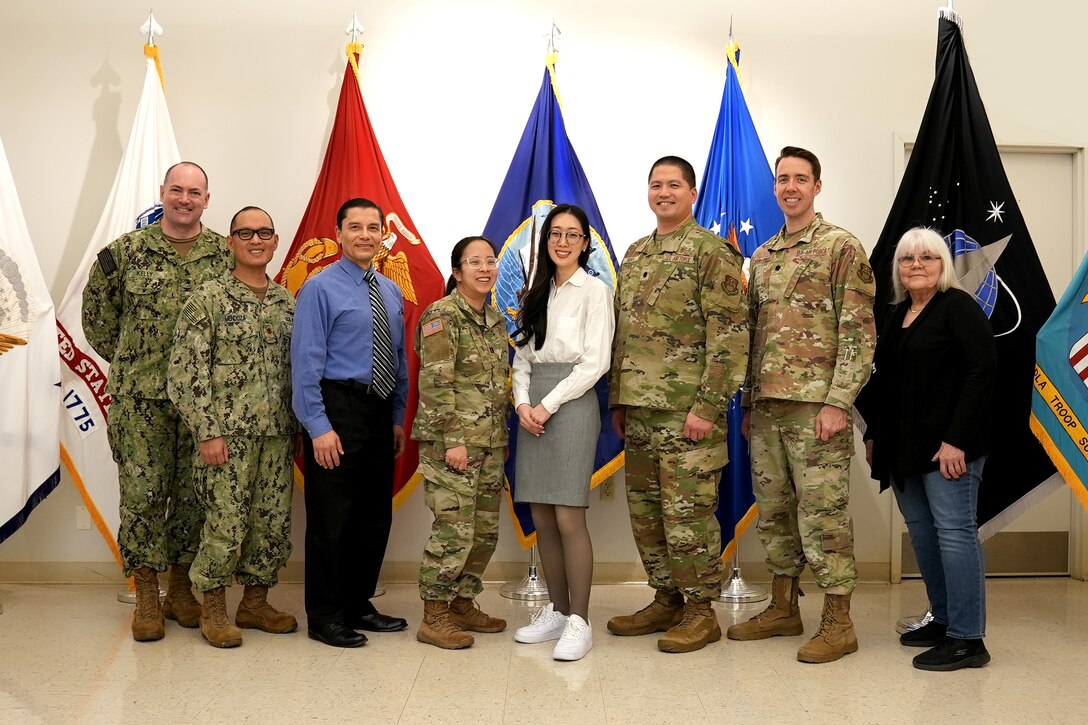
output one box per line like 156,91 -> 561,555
890,227 -> 966,303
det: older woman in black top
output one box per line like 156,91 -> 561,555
856,227 -> 996,672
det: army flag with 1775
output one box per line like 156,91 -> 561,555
53,40 -> 181,565
692,36 -> 783,562
482,52 -> 621,547
868,6 -> 1057,538
275,41 -> 444,506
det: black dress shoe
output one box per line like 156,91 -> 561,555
348,611 -> 408,632
900,620 -> 947,647
308,622 -> 367,648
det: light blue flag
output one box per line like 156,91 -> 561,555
483,55 -> 622,547
693,40 -> 783,561
1032,253 -> 1088,514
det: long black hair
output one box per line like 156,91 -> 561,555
513,204 -> 592,349
445,236 -> 492,295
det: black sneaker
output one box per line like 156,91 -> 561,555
899,620 -> 947,647
913,637 -> 990,671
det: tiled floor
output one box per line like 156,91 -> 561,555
0,578 -> 1085,723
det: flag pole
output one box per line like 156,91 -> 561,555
118,11 -> 169,607
343,10 -> 385,598
498,21 -> 567,603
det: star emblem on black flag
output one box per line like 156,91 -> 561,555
986,201 -> 1006,223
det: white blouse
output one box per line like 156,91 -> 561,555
512,267 -> 615,414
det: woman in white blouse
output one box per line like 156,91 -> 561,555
510,204 -> 615,661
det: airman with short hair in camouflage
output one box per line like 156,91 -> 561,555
412,236 -> 510,650
168,206 -> 298,648
728,146 -> 876,664
608,156 -> 749,654
83,161 -> 231,642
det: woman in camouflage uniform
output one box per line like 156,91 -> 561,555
412,236 -> 510,649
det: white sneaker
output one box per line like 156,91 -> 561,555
552,614 -> 592,661
514,603 -> 568,643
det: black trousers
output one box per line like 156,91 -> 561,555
304,380 -> 394,627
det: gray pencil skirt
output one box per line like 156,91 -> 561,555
514,362 -> 600,507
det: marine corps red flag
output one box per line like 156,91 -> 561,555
275,42 -> 443,507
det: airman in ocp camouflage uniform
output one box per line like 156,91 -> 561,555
608,157 -> 748,654
82,162 -> 230,642
729,146 -> 876,665
168,206 -> 298,648
412,237 -> 510,650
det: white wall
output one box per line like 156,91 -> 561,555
1,0 -> 1084,576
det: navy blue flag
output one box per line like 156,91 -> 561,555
869,8 -> 1056,538
693,39 -> 783,562
483,55 -> 622,546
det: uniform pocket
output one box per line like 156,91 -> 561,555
126,274 -> 168,320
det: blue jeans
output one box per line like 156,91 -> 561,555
893,457 -> 986,639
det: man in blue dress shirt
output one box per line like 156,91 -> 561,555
291,197 -> 409,648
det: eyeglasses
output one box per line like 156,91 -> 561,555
460,256 -> 499,270
231,228 -> 275,241
897,254 -> 941,267
547,230 -> 586,244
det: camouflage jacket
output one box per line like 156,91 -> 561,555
167,272 -> 296,440
609,217 -> 748,422
744,213 -> 876,410
412,289 -> 510,448
82,223 -> 231,399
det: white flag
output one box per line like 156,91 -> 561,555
0,135 -> 61,543
54,46 -> 180,565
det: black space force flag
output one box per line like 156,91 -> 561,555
869,8 -> 1056,537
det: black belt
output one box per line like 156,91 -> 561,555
322,378 -> 386,398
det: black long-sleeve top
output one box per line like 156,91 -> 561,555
855,288 -> 997,491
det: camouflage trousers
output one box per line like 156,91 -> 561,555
417,442 -> 504,601
750,399 -> 857,594
189,435 -> 294,592
623,407 -> 726,602
107,396 -> 202,577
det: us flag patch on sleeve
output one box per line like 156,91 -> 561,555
422,319 -> 444,337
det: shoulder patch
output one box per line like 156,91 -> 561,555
858,263 -> 874,284
723,275 -> 740,295
422,318 -> 445,337
97,248 -> 118,277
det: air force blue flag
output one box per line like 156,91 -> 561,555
483,55 -> 621,546
693,39 -> 783,561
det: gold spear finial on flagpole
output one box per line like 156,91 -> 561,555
139,9 -> 162,47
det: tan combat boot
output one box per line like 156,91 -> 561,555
235,584 -> 298,634
417,600 -> 474,649
449,596 -> 507,633
606,589 -> 685,636
797,593 -> 858,663
727,574 -> 804,640
200,586 -> 243,648
162,563 -> 201,628
131,567 -> 164,642
657,599 -> 722,653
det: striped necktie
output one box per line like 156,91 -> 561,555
364,268 -> 396,399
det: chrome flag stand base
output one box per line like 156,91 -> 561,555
373,582 -> 386,598
500,545 -> 549,601
718,552 -> 767,604
896,607 -> 934,634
